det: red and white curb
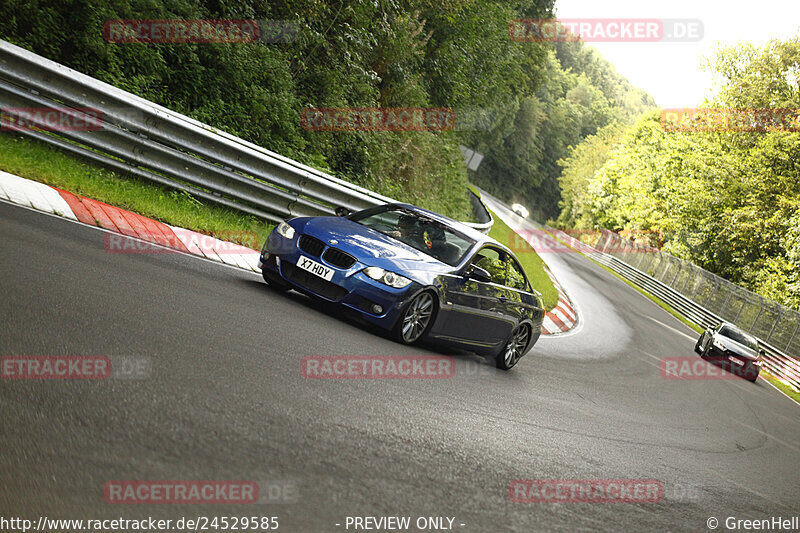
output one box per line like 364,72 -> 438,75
540,265 -> 578,336
1,170 -> 578,334
0,171 -> 262,271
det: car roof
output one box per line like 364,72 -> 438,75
717,322 -> 758,340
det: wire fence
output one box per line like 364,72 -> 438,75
545,227 -> 800,389
592,229 -> 800,358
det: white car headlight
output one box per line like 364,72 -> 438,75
276,221 -> 295,239
363,267 -> 412,289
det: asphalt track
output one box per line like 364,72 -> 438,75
1,198 -> 799,532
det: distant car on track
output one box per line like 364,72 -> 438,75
511,203 -> 529,218
695,322 -> 764,382
259,203 -> 545,369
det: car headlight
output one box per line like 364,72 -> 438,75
712,338 -> 725,350
363,267 -> 412,289
276,221 -> 295,239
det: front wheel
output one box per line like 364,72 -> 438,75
495,325 -> 530,370
393,291 -> 436,344
262,269 -> 290,292
700,341 -> 711,359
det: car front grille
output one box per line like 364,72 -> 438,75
298,234 -> 325,257
281,262 -> 349,302
322,247 -> 357,269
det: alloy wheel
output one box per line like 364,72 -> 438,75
400,292 -> 434,343
501,326 -> 530,369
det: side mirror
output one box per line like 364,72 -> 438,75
335,206 -> 351,217
467,266 -> 492,283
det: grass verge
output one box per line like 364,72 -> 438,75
0,132 -> 274,247
760,373 -> 800,403
487,208 -> 559,310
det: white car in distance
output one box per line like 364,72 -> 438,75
511,203 -> 529,219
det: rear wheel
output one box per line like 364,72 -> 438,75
744,365 -> 760,383
394,291 -> 436,344
495,325 -> 530,371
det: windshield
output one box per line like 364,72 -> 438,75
350,206 -> 475,266
718,325 -> 759,350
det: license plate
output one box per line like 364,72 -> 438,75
728,356 -> 744,366
297,255 -> 334,281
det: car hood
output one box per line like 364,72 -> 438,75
296,216 -> 454,274
713,334 -> 759,360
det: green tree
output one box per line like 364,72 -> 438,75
558,35 -> 800,310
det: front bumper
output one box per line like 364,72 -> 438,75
260,231 -> 420,329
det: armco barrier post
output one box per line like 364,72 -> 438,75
658,256 -> 672,283
749,300 -> 765,334
718,284 -> 733,318
643,250 -> 656,273
767,309 -> 782,342
732,294 -> 747,324
679,263 -> 693,294
705,276 -> 719,309
787,322 -> 800,352
669,261 -> 683,288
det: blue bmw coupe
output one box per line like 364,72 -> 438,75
259,203 -> 545,369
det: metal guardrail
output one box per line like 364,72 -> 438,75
547,228 -> 800,390
0,39 -> 492,233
